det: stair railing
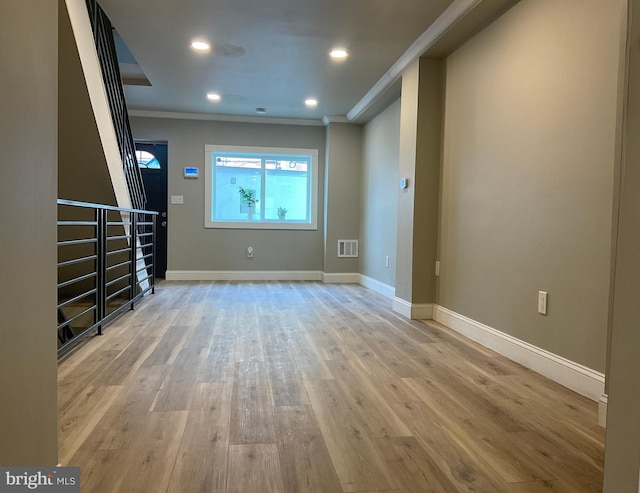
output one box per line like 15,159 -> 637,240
85,0 -> 147,211
57,199 -> 157,356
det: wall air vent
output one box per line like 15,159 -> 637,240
337,239 -> 359,258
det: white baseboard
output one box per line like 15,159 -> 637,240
392,297 -> 434,320
393,297 -> 412,318
412,303 -> 434,319
165,270 -> 322,281
433,305 -> 605,402
322,272 -> 360,284
598,394 -> 607,428
358,275 -> 395,299
165,270 -> 363,283
167,270 -> 396,292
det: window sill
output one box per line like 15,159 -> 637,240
205,220 -> 317,230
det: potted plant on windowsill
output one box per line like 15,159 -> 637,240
238,187 -> 256,221
277,207 -> 287,221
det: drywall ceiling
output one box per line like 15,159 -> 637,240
98,0 -> 519,122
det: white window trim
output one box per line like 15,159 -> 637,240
204,144 -> 318,230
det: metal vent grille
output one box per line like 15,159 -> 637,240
337,240 -> 359,258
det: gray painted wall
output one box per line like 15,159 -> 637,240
603,1 -> 640,490
58,2 -> 117,206
413,58 -> 444,304
0,0 -> 59,465
130,117 -> 326,272
395,61 -> 419,302
324,123 -> 363,274
438,0 -> 625,371
360,99 -> 400,286
395,59 -> 444,304
604,0 -> 630,398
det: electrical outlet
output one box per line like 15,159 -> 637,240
435,261 -> 440,276
538,291 -> 548,315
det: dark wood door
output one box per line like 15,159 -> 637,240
137,142 -> 168,278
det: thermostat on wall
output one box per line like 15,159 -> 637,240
184,167 -> 199,179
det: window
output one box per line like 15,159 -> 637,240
205,145 -> 318,229
136,150 -> 161,169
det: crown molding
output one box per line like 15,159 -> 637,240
322,115 -> 350,126
347,0 -> 485,122
347,0 -> 527,124
128,109 -> 324,126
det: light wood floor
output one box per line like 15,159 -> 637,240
58,281 -> 605,492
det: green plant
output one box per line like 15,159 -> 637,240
238,187 -> 256,208
277,207 -> 288,216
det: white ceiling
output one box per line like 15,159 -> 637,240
98,0 -> 517,122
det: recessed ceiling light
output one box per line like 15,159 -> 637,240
305,98 -> 318,108
207,93 -> 221,102
191,40 -> 211,53
329,48 -> 349,60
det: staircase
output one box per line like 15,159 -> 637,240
85,0 -> 146,211
57,0 -> 156,355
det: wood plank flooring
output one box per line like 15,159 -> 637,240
58,281 -> 605,492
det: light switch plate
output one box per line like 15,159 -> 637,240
170,195 -> 184,204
